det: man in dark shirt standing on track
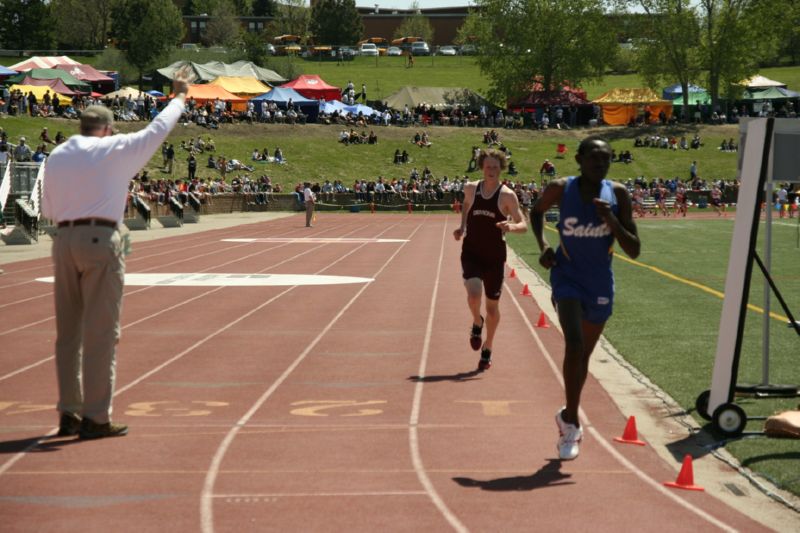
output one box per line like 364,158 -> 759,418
454,148 -> 527,371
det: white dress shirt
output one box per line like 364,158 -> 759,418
43,97 -> 185,224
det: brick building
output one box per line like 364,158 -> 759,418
182,6 -> 470,46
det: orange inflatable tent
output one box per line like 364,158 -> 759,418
594,88 -> 673,126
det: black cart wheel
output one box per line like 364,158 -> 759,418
712,403 -> 747,437
695,390 -> 711,421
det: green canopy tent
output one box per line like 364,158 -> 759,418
669,91 -> 711,106
740,86 -> 800,100
6,68 -> 90,92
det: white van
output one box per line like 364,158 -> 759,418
359,43 -> 379,56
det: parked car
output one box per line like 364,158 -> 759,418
437,45 -> 457,56
337,46 -> 357,58
386,46 -> 403,56
265,43 -> 276,56
411,41 -> 431,56
180,43 -> 200,52
460,44 -> 478,55
359,43 -> 379,57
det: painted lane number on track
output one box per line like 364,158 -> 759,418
125,401 -> 229,417
0,401 -> 53,415
290,400 -> 387,417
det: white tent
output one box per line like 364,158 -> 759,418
741,75 -> 787,88
102,87 -> 148,99
8,56 -> 80,71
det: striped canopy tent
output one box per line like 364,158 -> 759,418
9,84 -> 70,101
8,55 -> 80,71
594,87 -> 673,126
6,68 -> 90,92
209,76 -> 271,97
15,76 -> 81,96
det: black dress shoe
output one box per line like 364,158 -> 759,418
57,413 -> 82,436
79,418 -> 129,440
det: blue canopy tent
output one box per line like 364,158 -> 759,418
251,87 -> 318,122
0,65 -> 17,76
344,103 -> 377,116
662,83 -> 708,101
320,99 -> 347,114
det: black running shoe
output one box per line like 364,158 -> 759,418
478,347 -> 492,371
469,316 -> 484,351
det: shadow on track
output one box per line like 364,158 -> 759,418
452,459 -> 574,491
407,369 -> 483,383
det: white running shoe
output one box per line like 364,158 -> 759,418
555,408 -> 583,460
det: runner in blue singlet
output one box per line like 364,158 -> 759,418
532,136 -> 640,460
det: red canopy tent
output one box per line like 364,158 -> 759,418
509,80 -> 589,110
280,75 -> 340,101
17,76 -> 81,96
55,63 -> 115,93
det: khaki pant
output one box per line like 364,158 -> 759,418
52,224 -> 124,424
305,201 -> 315,227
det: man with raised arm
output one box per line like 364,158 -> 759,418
42,68 -> 193,440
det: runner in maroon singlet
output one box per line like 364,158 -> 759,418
453,149 -> 527,371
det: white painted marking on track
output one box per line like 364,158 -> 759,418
223,237 -> 408,244
505,283 -> 737,533
409,220 -> 469,533
35,273 -> 373,287
200,221 -> 420,533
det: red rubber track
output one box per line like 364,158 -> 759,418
0,214 -> 769,532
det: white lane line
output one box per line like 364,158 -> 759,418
200,221 -> 420,533
409,219 -> 468,533
216,491 -> 427,498
0,222 -> 397,478
223,238 -> 409,244
36,273 -> 374,287
505,284 -> 737,533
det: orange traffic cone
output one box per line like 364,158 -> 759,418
520,284 -> 532,297
614,416 -> 646,446
535,311 -> 549,328
509,268 -> 517,278
664,454 -> 704,491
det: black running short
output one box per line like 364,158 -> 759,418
461,248 -> 505,300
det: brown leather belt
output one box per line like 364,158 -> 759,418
57,218 -> 117,229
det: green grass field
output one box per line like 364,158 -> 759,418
507,218 -> 800,496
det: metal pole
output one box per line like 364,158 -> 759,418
762,180 -> 772,386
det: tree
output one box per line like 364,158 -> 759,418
111,0 -> 184,89
51,0 -> 113,49
393,1 -> 434,43
459,0 -> 617,104
696,0 -> 781,107
272,0 -> 310,39
0,0 -> 54,51
623,0 -> 702,117
203,0 -> 242,46
252,0 -> 276,16
310,0 -> 363,45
